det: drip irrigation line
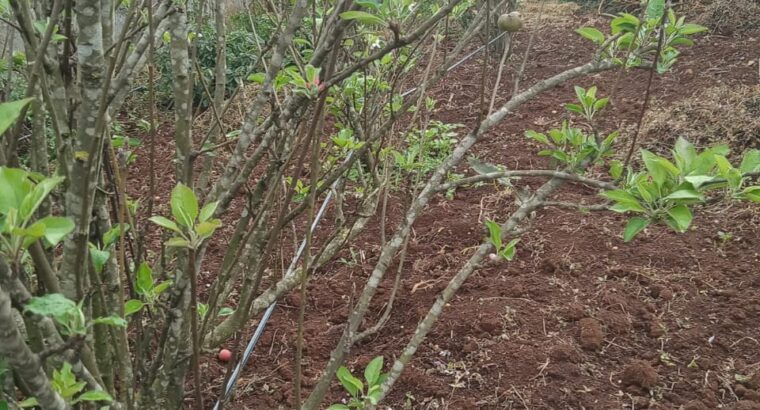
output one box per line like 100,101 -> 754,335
214,31 -> 507,408
214,182 -> 336,409
400,31 -> 506,98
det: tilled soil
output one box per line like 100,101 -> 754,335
128,9 -> 760,410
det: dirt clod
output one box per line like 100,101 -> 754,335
560,303 -> 585,322
621,360 -> 658,390
648,321 -> 665,338
578,318 -> 604,351
734,401 -> 760,410
683,400 -> 710,410
598,310 -> 631,335
463,339 -> 479,353
478,315 -> 502,336
549,344 -> 581,363
748,373 -> 760,390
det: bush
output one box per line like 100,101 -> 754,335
155,12 -> 274,107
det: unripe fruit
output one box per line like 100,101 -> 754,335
497,12 -> 522,33
218,348 -> 232,362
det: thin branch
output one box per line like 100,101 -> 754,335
436,170 -> 618,191
536,201 -> 610,211
622,5 -> 668,169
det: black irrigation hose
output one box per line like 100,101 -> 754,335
214,31 -> 508,408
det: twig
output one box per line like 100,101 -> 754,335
436,170 -> 618,192
488,34 -> 512,115
537,201 -> 609,211
622,4 -> 669,169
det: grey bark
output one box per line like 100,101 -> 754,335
60,0 -> 107,299
0,272 -> 67,410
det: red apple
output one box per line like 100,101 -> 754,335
218,348 -> 232,362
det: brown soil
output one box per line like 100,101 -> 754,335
127,6 -> 760,410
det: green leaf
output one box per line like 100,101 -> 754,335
623,217 -> 650,242
679,23 -> 707,35
601,190 -> 646,212
89,247 -> 111,274
612,13 -> 640,34
666,204 -> 692,232
247,72 -> 265,84
740,186 -> 760,202
740,149 -> 760,174
18,175 -> 64,222
218,307 -> 235,316
13,222 -> 46,241
594,97 -> 610,113
500,238 -> 520,261
153,280 -> 172,296
0,167 -> 34,214
339,11 -> 385,26
171,183 -> 198,227
573,86 -> 586,106
525,130 -> 549,145
0,98 -> 34,135
670,37 -> 694,47
564,103 -> 584,116
575,27 -> 605,44
199,201 -> 219,222
645,0 -> 665,21
641,150 -> 677,187
24,294 -> 77,322
197,303 -> 208,318
326,405 -> 350,410
91,315 -> 127,328
73,390 -> 113,404
195,219 -> 222,239
609,160 -> 623,179
124,299 -> 145,316
148,216 -> 182,234
601,189 -> 639,203
336,367 -> 363,397
18,397 -> 38,408
364,356 -> 383,386
367,390 -> 381,405
135,262 -> 153,296
663,189 -> 703,201
355,0 -> 381,8
484,220 -> 502,250
684,175 -> 716,189
103,223 -> 130,248
165,237 -> 191,248
36,216 -> 75,246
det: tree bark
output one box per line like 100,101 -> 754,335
0,283 -> 68,410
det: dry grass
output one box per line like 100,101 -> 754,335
522,0 -> 580,23
640,85 -> 760,158
689,0 -> 760,35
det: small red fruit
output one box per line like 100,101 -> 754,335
218,348 -> 232,362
